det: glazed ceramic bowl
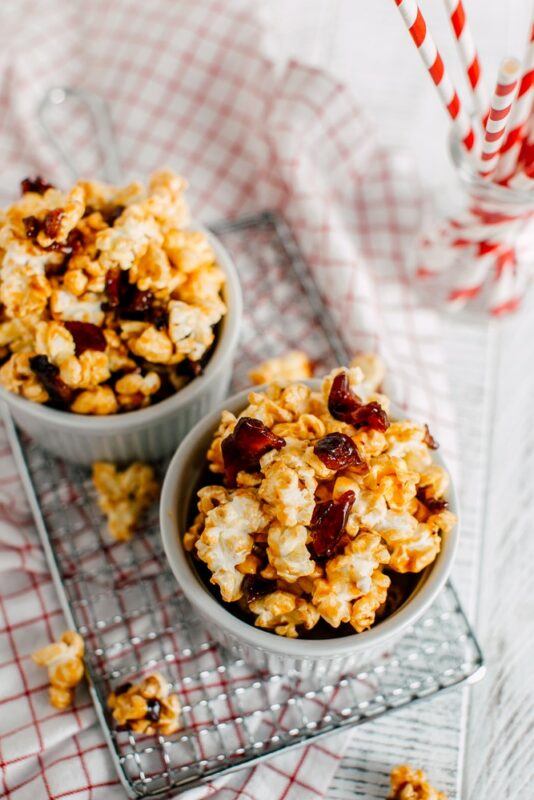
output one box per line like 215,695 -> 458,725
160,381 -> 459,678
0,230 -> 242,464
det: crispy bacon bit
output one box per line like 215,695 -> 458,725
327,372 -> 361,422
64,321 -> 107,355
150,306 -> 169,330
328,372 -> 389,432
416,488 -> 448,512
101,205 -> 125,226
23,215 -> 41,239
21,177 -> 54,195
104,268 -> 121,308
29,355 -> 73,408
122,288 -> 154,317
23,215 -> 84,256
103,268 -> 154,319
242,574 -> 277,602
45,260 -> 69,279
65,228 -> 84,254
313,432 -> 367,472
423,424 -> 439,450
350,401 -> 389,432
309,490 -> 355,559
42,208 -> 64,239
221,417 -> 286,487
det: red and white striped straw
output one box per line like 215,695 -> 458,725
478,58 -> 521,179
518,113 -> 534,169
394,0 -> 477,153
508,164 -> 534,190
495,21 -> 534,181
444,0 -> 488,119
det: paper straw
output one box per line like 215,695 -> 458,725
508,164 -> 534,190
495,21 -> 534,181
394,0 -> 477,152
444,0 -> 488,119
516,107 -> 534,171
478,58 -> 521,179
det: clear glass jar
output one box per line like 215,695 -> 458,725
418,136 -> 534,316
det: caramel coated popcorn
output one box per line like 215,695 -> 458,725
249,350 -> 313,385
0,171 -> 226,414
388,764 -> 448,799
93,461 -> 159,541
32,630 -> 85,709
108,672 -> 181,735
185,356 -> 456,638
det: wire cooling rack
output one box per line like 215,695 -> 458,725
5,213 -> 485,799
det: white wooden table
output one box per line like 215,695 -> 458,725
264,2 -> 534,798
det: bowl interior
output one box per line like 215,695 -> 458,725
160,382 -> 459,658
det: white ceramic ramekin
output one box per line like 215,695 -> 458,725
160,382 -> 459,678
0,230 -> 242,465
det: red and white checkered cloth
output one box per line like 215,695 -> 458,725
0,1 -> 458,798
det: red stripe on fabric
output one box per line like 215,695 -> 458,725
447,92 -> 460,119
491,297 -> 521,316
467,57 -> 480,88
429,53 -> 444,84
416,266 -> 437,278
448,286 -> 482,301
410,9 -> 427,47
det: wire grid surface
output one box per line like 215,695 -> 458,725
10,214 -> 483,798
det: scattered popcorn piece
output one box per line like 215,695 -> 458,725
108,672 -> 181,736
92,461 -> 160,541
32,630 -> 84,709
388,764 -> 448,800
249,351 -> 313,385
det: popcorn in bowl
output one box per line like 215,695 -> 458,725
0,171 -> 227,414
184,355 -> 457,639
